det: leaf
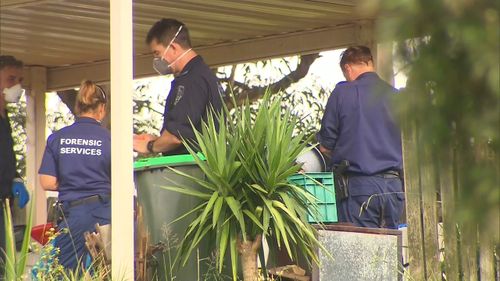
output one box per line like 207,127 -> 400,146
199,192 -> 219,227
230,228 -> 238,281
242,209 -> 264,230
262,207 -> 271,235
158,185 -> 212,199
248,183 -> 268,194
218,222 -> 230,271
212,196 -> 224,229
268,204 -> 292,258
16,194 -> 34,276
225,196 -> 246,240
168,203 -> 206,226
168,169 -> 218,192
3,200 -> 16,280
272,200 -> 306,230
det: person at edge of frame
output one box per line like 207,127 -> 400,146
0,55 -> 30,277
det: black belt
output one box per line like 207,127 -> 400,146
66,194 -> 110,208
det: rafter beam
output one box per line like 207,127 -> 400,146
46,24 -> 359,91
0,0 -> 61,9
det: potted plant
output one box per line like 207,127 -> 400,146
162,92 -> 326,281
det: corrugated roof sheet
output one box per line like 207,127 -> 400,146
1,0 -> 362,67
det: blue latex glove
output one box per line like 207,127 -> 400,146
12,178 -> 30,209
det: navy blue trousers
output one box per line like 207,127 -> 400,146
55,198 -> 111,271
337,175 -> 404,229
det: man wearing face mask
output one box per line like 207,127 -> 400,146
133,18 -> 223,155
0,55 -> 30,275
317,46 -> 404,229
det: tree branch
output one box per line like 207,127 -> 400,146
57,89 -> 77,116
223,53 -> 320,108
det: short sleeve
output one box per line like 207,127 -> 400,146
316,88 -> 341,150
38,135 -> 58,177
165,80 -> 209,140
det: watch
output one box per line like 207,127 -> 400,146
147,140 -> 155,153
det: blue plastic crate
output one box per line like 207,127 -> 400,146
288,172 -> 337,223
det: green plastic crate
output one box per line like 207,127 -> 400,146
288,172 -> 338,223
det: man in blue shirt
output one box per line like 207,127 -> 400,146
133,18 -> 223,156
317,46 -> 404,229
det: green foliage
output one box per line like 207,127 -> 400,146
201,252 -> 233,281
156,225 -> 179,281
8,92 -> 75,180
45,92 -> 75,133
378,0 -> 499,236
31,229 -> 112,281
133,81 -> 167,135
2,199 -> 109,281
6,99 -> 27,178
280,87 -> 329,139
2,198 -> 33,280
161,91 -> 325,280
217,57 -> 331,140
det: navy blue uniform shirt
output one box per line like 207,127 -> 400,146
39,117 -> 111,201
0,111 -> 17,199
162,55 -> 223,155
317,72 -> 402,175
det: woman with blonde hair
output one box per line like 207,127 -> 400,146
38,80 -> 111,270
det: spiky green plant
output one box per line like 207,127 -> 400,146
161,91 -> 326,281
2,197 -> 117,281
2,198 -> 34,280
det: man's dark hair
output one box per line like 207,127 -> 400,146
0,55 -> 23,71
146,18 -> 191,49
339,46 -> 373,70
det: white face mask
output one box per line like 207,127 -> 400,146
3,84 -> 24,103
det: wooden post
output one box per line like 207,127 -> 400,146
439,148 -> 460,280
25,66 -> 47,225
420,144 -> 440,279
479,240 -> 495,281
456,154 -> 479,281
375,42 -> 394,85
110,0 -> 134,279
401,118 -> 425,280
460,227 -> 479,281
477,144 -> 498,281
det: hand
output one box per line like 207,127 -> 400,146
11,179 -> 30,209
133,134 -> 157,154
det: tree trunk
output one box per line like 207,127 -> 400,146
238,234 -> 262,281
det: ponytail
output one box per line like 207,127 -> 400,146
75,80 -> 107,115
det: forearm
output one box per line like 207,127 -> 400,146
150,130 -> 182,154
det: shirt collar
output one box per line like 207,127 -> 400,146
177,55 -> 203,77
76,116 -> 101,125
355,71 -> 379,81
